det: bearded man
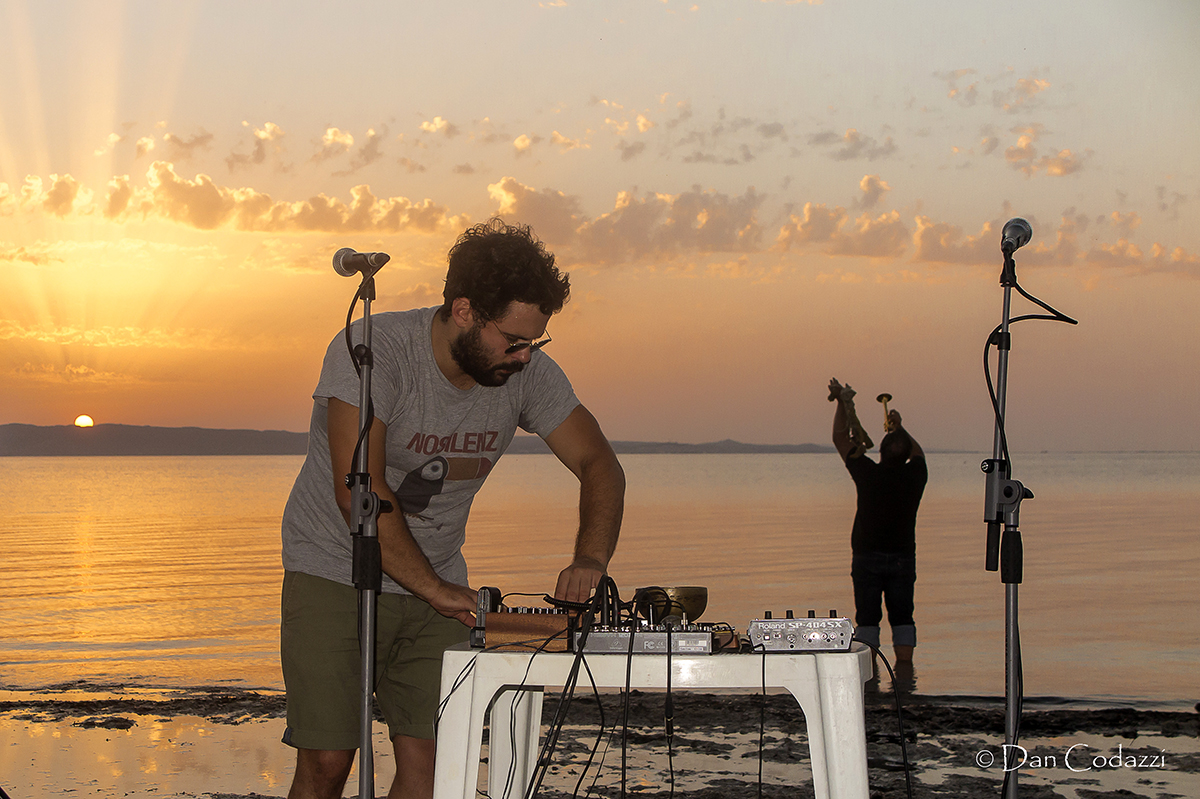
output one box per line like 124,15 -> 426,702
280,219 -> 625,799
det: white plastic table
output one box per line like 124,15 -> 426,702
433,642 -> 873,799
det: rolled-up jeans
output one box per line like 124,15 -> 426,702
851,551 -> 916,648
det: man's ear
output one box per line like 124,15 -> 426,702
450,297 -> 476,331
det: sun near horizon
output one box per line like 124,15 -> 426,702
74,415 -> 94,428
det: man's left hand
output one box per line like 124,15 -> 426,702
554,557 -> 606,603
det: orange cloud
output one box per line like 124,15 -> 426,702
1086,238 -> 1144,268
575,186 -> 764,264
131,162 -> 460,233
551,131 -> 589,152
826,211 -> 907,258
487,177 -> 585,243
855,174 -> 891,209
419,116 -> 459,137
227,121 -> 286,171
912,216 -> 998,265
993,76 -> 1051,112
810,128 -> 896,161
312,127 -> 354,162
775,203 -> 907,258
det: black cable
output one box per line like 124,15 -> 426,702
757,646 -> 766,799
524,585 -> 612,799
619,597 -> 637,799
665,623 -> 675,799
852,637 -> 915,799
999,619 -> 1023,798
982,277 -> 1078,468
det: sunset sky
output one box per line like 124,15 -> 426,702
2,0 -> 1197,452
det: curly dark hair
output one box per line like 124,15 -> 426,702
440,218 -> 570,322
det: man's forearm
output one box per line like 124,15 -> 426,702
572,453 -> 625,568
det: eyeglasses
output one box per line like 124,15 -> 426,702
490,320 -> 551,355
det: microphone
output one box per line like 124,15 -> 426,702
332,247 -> 390,277
1000,218 -> 1032,255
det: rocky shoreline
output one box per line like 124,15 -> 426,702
2,683 -> 1197,798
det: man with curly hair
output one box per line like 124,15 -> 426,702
280,219 -> 625,799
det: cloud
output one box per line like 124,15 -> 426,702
636,114 -> 655,133
855,174 -> 891,209
994,77 -> 1051,112
937,68 -> 979,106
1004,125 -> 1042,171
0,245 -> 54,265
1156,186 -> 1188,219
398,157 -> 427,174
1037,149 -> 1084,176
104,175 -> 133,219
420,116 -> 459,137
1086,238 -> 1144,269
94,132 -> 123,156
551,131 -> 589,152
574,185 -> 765,264
0,320 -> 223,350
810,129 -> 896,161
9,362 -> 136,386
825,211 -> 907,258
604,116 -> 630,135
133,161 -> 461,233
757,122 -> 787,141
513,133 -> 542,156
312,127 -> 354,162
334,128 -> 386,175
10,164 -> 462,234
1018,210 -> 1088,266
136,136 -> 157,157
1003,125 -> 1084,177
226,121 -> 285,171
912,216 -> 999,264
42,174 -> 86,217
1109,211 -> 1142,236
163,131 -> 214,160
775,203 -> 907,258
1146,244 -> 1200,278
616,140 -> 647,161
487,176 -> 585,243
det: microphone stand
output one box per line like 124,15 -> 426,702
346,271 -> 388,799
982,247 -> 1033,799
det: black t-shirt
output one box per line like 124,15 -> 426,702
846,455 -> 928,554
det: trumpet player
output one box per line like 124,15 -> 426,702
828,378 -> 926,664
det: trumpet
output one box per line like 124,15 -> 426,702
877,393 -> 895,433
830,383 -> 873,451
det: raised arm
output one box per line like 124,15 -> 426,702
326,397 -> 477,626
543,404 -> 626,603
829,377 -> 858,463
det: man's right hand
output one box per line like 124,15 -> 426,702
427,580 -> 479,627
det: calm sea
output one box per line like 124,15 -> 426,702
1,452 -> 1197,709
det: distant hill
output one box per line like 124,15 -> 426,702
499,437 -> 834,455
0,424 -> 309,457
0,424 -> 834,457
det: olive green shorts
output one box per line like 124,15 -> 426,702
280,570 -> 471,750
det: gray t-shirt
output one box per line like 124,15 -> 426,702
281,306 -> 580,593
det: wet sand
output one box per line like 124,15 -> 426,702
2,681 -> 1197,798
